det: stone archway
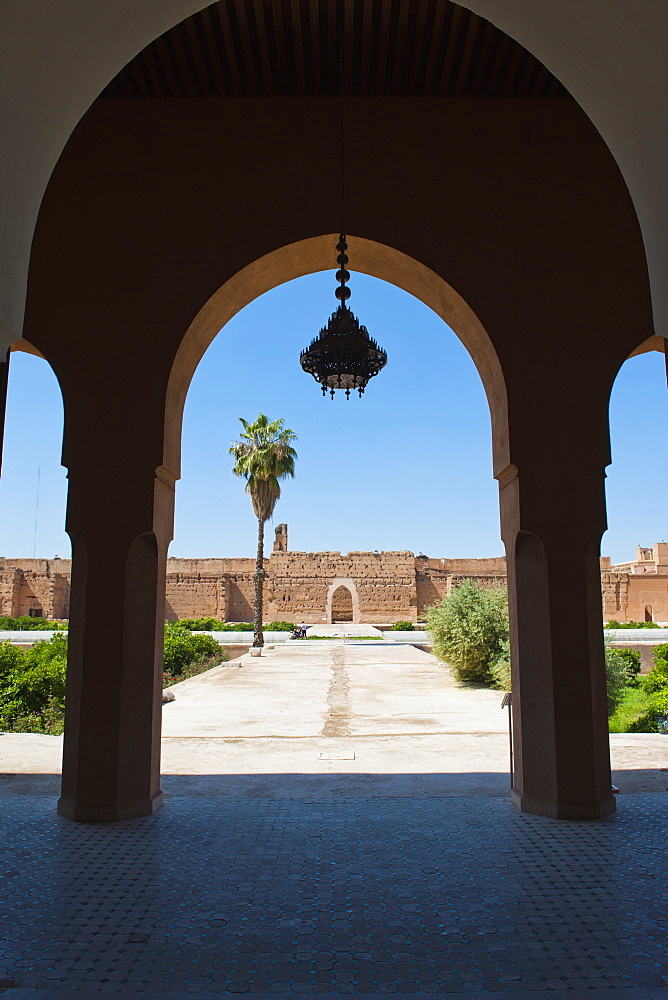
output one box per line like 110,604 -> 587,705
164,235 -> 509,481
326,579 -> 360,625
20,30 -> 655,821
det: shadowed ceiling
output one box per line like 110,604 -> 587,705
102,0 -> 569,100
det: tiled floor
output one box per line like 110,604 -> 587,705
1,794 -> 667,994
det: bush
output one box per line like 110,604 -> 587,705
391,621 -> 414,631
176,617 -> 227,631
426,580 -> 508,684
641,643 -> 668,694
163,623 -> 221,677
608,686 -> 653,733
490,639 -> 512,691
613,648 -> 642,685
627,691 -> 668,732
605,644 -> 634,716
607,645 -> 668,731
264,621 -> 295,631
0,616 -> 67,631
605,620 -> 660,629
0,634 -> 68,734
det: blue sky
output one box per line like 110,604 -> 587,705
0,272 -> 665,564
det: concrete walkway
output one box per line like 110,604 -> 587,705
2,642 -> 667,796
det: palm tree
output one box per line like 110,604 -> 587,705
230,414 -> 297,647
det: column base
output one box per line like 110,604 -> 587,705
511,788 -> 616,820
57,790 -> 164,823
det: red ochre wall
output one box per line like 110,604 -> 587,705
3,553 -> 666,624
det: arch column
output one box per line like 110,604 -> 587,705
500,395 -> 615,819
57,395 -> 175,822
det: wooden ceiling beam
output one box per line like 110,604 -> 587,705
500,41 -> 523,96
232,0 -> 259,94
454,11 -> 479,96
309,0 -> 322,94
438,4 -> 463,97
375,0 -> 392,95
290,0 -> 307,96
140,48 -> 168,98
486,31 -> 511,95
423,0 -> 446,97
344,0 -> 355,95
102,0 -> 570,102
468,18 -> 495,96
199,6 -> 229,95
215,1 -> 244,96
392,0 -> 412,95
170,25 -> 199,96
271,0 -> 290,90
153,36 -> 183,96
407,0 -> 430,95
360,0 -> 374,94
252,0 -> 275,94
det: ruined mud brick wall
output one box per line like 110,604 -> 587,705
622,576 -> 668,623
164,572 -> 227,621
601,571 -> 668,623
164,558 -> 257,622
4,551 -> 663,624
0,565 -> 21,616
0,558 -> 71,618
415,556 -> 508,618
601,571 -> 630,622
266,551 -> 418,624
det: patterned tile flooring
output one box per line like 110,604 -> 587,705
1,794 -> 667,994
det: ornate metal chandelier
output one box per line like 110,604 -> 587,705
300,237 -> 387,399
299,11 -> 387,400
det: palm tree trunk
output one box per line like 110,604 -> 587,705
253,517 -> 265,647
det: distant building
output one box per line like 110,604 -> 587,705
601,542 -> 668,623
1,530 -> 666,625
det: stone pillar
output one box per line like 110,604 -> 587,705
57,462 -> 175,822
0,349 -> 9,476
500,459 -> 614,819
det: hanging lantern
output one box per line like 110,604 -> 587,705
300,236 -> 387,399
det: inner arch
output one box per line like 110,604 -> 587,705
165,234 -> 508,480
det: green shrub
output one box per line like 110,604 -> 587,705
176,617 -> 227,631
627,691 -> 668,732
163,623 -> 221,677
426,580 -> 508,684
490,639 -> 512,690
176,619 -> 259,632
0,634 -> 68,734
605,643 -> 634,716
608,686 -> 653,733
613,647 -> 642,685
391,621 -> 414,631
0,616 -> 66,631
263,621 -> 295,631
641,644 -> 668,694
0,641 -> 25,679
605,620 -> 660,629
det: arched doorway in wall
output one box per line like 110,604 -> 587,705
325,580 -> 360,624
331,587 -> 353,622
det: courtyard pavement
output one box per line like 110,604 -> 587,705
2,642 -> 668,997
